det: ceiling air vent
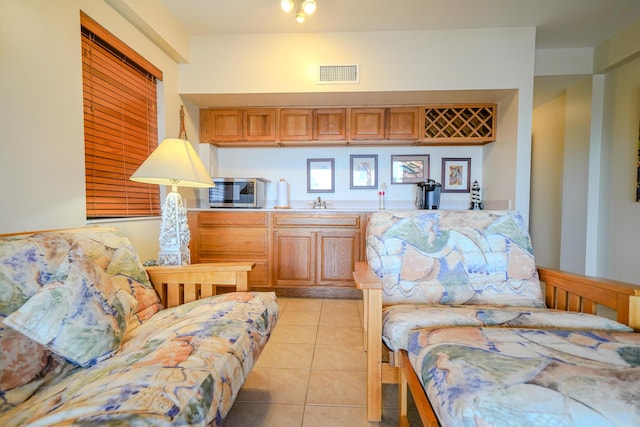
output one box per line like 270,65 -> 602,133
318,64 -> 359,84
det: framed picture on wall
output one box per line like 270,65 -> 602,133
441,157 -> 471,193
350,155 -> 378,189
307,158 -> 335,193
391,155 -> 430,184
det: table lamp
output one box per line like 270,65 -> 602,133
130,137 -> 214,265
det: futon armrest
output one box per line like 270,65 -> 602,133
537,266 -> 640,330
146,262 -> 255,308
353,261 -> 383,290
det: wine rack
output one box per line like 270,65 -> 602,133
423,104 -> 496,144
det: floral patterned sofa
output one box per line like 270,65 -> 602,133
354,210 -> 640,423
0,226 -> 278,426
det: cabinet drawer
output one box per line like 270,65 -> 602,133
198,229 -> 268,256
273,213 -> 360,228
198,211 -> 268,227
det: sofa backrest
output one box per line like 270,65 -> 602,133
366,210 -> 545,307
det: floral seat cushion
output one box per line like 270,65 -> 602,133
382,304 -> 633,351
406,327 -> 640,426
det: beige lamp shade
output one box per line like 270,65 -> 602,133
130,138 -> 214,188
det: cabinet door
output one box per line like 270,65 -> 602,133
317,230 -> 360,285
349,108 -> 385,141
244,109 -> 276,142
279,108 -> 313,141
314,108 -> 346,141
200,109 -> 243,142
387,107 -> 420,140
273,230 -> 316,286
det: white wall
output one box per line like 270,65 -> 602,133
531,94 -> 566,269
0,0 -> 187,260
599,56 -> 640,282
180,28 -> 536,221
531,19 -> 640,283
213,145 -> 484,210
559,78 -> 593,273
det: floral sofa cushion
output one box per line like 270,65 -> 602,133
0,292 -> 279,427
0,227 -> 161,411
4,253 -> 138,367
382,304 -> 633,351
406,327 -> 640,426
366,210 -> 545,307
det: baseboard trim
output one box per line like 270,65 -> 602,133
250,286 -> 363,299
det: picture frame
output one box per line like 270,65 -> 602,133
441,157 -> 471,193
391,154 -> 430,184
307,158 -> 335,193
350,155 -> 378,189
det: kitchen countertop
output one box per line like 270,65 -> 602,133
189,199 -> 418,212
187,199 -> 509,212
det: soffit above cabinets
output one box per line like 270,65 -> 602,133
181,89 -> 515,108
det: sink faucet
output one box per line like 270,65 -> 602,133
312,196 -> 327,209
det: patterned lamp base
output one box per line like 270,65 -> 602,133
158,191 -> 191,266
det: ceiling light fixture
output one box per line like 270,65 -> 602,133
302,0 -> 316,15
281,0 -> 294,13
281,0 -> 316,23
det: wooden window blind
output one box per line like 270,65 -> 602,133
81,12 -> 163,218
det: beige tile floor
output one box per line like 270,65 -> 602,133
224,297 -> 418,427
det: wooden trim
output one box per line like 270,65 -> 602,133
80,11 -> 162,80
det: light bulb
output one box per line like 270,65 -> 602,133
302,0 -> 316,15
281,0 -> 294,13
295,10 -> 306,23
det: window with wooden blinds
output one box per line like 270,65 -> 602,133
81,12 -> 163,218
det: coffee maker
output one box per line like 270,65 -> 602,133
416,179 -> 442,209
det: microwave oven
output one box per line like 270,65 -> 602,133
208,178 -> 268,208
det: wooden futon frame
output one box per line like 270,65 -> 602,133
354,263 -> 640,425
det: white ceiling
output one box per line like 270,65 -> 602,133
160,0 -> 640,49
158,0 -> 640,107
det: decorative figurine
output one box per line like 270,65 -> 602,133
470,180 -> 483,210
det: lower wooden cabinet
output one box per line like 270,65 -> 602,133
271,212 -> 361,286
189,210 -> 365,292
188,211 -> 270,286
273,229 -> 360,286
273,230 -> 316,286
317,230 -> 360,285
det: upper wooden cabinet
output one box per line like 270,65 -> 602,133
200,103 -> 496,146
349,107 -> 421,144
200,109 -> 242,142
200,108 -> 277,146
386,107 -> 421,141
279,108 -> 347,144
420,104 -> 496,145
349,108 -> 385,141
314,108 -> 347,141
279,108 -> 313,141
